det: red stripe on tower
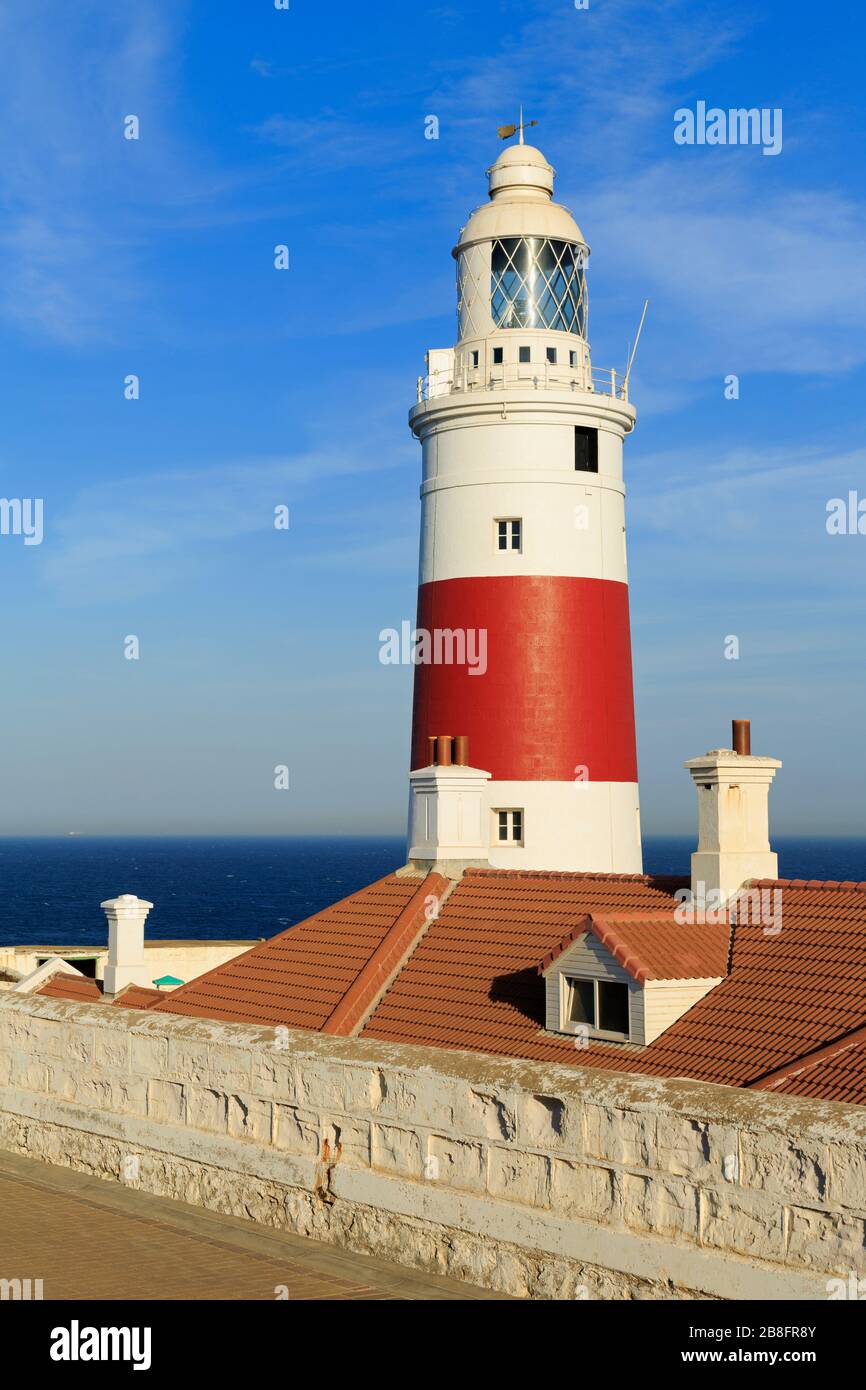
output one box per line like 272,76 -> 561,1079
411,576 -> 638,783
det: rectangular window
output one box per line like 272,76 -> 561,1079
470,349 -> 479,368
546,347 -> 557,364
598,980 -> 630,1036
562,976 -> 630,1040
496,518 -> 522,552
494,809 -> 523,844
518,345 -> 531,364
569,350 -> 578,368
492,346 -> 503,365
565,977 -> 594,1026
574,426 -> 598,472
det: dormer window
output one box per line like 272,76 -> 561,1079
562,976 -> 630,1041
539,915 -> 728,1046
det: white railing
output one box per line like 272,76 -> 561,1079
416,362 -> 629,404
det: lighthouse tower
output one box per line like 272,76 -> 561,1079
406,135 -> 642,873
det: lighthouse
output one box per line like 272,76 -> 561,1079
406,133 -> 642,874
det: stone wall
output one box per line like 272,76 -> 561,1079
0,993 -> 864,1299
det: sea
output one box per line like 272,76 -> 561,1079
1,835 -> 865,948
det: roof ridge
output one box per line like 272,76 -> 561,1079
149,872 -> 408,1013
747,877 -> 866,892
749,1022 -> 866,1091
466,868 -> 688,885
322,872 -> 451,1037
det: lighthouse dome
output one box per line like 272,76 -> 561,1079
488,142 -> 555,200
454,142 -> 587,256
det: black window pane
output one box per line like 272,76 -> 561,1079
598,981 -> 629,1035
519,346 -> 530,363
493,346 -> 503,364
575,426 -> 598,472
566,978 -> 594,1025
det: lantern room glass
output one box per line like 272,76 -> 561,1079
490,237 -> 587,335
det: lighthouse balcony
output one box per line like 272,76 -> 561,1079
416,360 -> 629,404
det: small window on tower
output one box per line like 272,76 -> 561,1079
496,518 -> 522,552
569,350 -> 578,368
574,426 -> 599,472
471,350 -> 479,368
492,346 -> 503,365
494,809 -> 524,845
546,347 -> 557,364
518,346 -> 531,364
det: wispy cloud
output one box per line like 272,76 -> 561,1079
41,446 -> 408,603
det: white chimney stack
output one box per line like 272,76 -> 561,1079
101,894 -> 153,996
684,721 -> 781,907
407,734 -> 491,875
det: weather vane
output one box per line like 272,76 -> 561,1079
497,105 -> 537,144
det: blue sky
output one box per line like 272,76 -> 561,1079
0,0 -> 864,837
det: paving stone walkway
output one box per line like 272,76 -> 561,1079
0,1150 -> 505,1300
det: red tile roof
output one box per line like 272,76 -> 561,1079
36,973 -> 102,1003
362,870 -> 866,1103
750,1025 -> 866,1103
149,874 -> 436,1029
34,975 -> 165,1009
362,869 -> 688,1063
539,913 -> 729,983
51,866 -> 866,1106
115,984 -> 167,1009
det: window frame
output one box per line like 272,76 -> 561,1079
518,345 -> 531,364
559,974 -> 631,1042
574,426 -> 599,473
492,808 -> 524,846
495,517 -> 522,553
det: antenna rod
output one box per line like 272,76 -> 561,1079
623,299 -> 649,387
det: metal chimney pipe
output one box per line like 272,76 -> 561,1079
427,735 -> 437,766
436,734 -> 453,767
732,719 -> 751,756
453,734 -> 469,766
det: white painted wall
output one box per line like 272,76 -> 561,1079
486,780 -> 642,873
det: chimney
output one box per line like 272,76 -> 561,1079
101,894 -> 154,996
684,721 -> 782,907
406,734 -> 491,877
